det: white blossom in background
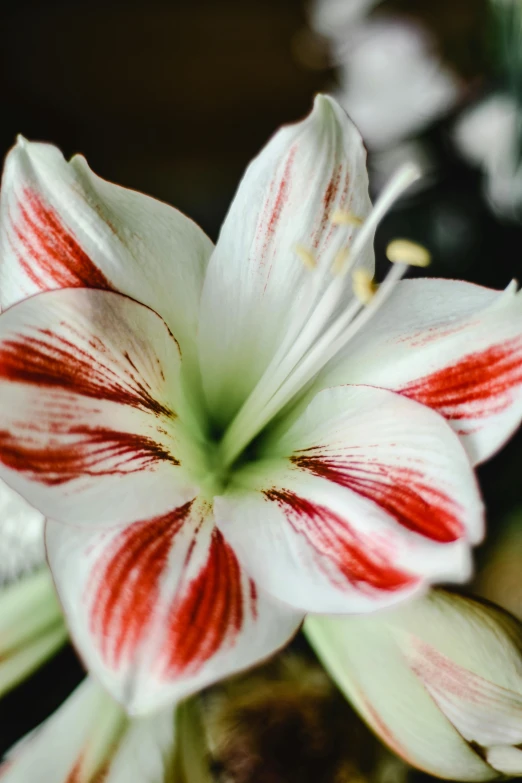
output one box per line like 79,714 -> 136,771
306,590 -> 522,779
309,0 -> 382,38
0,475 -> 45,584
0,480 -> 197,783
309,0 -> 461,151
331,16 -> 461,150
455,94 -> 522,219
0,679 -> 200,783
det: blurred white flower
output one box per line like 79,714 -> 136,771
455,94 -> 522,219
0,679 -> 208,783
0,475 -> 45,584
0,478 -> 207,782
332,16 -> 461,150
306,589 -> 522,780
309,0 -> 382,38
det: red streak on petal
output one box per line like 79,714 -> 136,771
400,339 -> 522,422
0,427 -> 178,486
91,503 -> 193,667
65,761 -> 83,783
0,328 -> 173,418
11,189 -> 112,293
162,528 -> 247,676
312,163 -> 350,251
291,454 -> 463,543
65,753 -> 113,783
409,639 -> 483,704
91,503 -> 253,677
257,145 -> 297,269
264,488 -> 417,593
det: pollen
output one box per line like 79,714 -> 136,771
295,244 -> 317,270
352,268 -> 378,304
331,247 -> 350,276
330,209 -> 364,227
386,239 -> 431,268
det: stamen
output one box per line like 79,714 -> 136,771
386,239 -> 431,268
352,268 -> 378,304
295,244 -> 317,270
331,247 -> 351,276
219,163 -> 422,470
330,209 -> 364,227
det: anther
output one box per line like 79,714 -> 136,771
352,268 -> 378,304
386,239 -> 431,268
295,244 -> 317,270
330,209 -> 364,227
331,247 -> 350,276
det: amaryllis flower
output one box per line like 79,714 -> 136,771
0,95 -> 521,714
0,480 -> 190,783
305,589 -> 522,779
1,678 -> 184,783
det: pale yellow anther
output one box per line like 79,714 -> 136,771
352,268 -> 378,304
330,209 -> 364,227
386,239 -> 431,268
331,247 -> 350,277
295,244 -> 317,270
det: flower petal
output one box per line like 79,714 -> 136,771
46,499 -> 302,714
0,568 -> 67,698
305,589 -> 522,779
198,94 -> 373,427
215,385 -> 481,613
0,677 -> 175,783
0,480 -> 45,584
0,288 -> 198,527
0,138 -> 213,363
316,278 -> 522,465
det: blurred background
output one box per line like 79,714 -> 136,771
1,0 -> 522,779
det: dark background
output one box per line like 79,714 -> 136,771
0,0 -> 521,761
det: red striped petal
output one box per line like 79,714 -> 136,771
316,279 -> 522,464
10,188 -> 112,294
0,138 -> 213,364
0,289 -> 194,527
47,501 -> 301,713
400,337 -> 522,426
216,385 -> 481,614
290,452 -> 463,543
264,488 -> 418,593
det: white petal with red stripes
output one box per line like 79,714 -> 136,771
215,385 -> 482,613
46,501 -> 301,713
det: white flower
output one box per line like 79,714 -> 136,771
0,481 -> 191,783
0,677 -> 193,783
309,0 -> 382,38
0,472 -> 45,585
455,94 -> 522,220
305,589 -> 522,779
0,96 -> 521,715
322,14 -> 460,150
